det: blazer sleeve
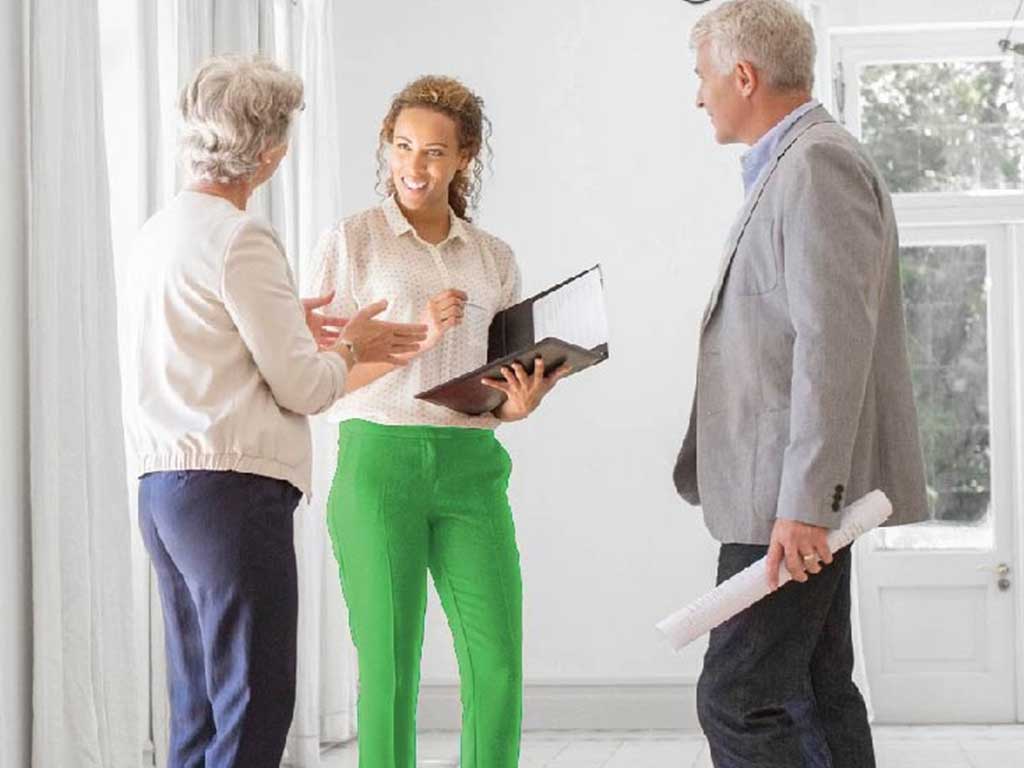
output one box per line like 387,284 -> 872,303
776,141 -> 886,528
222,218 -> 348,416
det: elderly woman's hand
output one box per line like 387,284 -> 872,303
482,357 -> 572,422
302,291 -> 348,350
337,299 -> 428,366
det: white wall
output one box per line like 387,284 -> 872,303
824,0 -> 1015,26
0,0 -> 31,763
331,0 -> 1016,726
333,0 -> 736,715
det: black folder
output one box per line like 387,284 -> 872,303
415,265 -> 610,415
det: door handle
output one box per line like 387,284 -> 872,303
977,563 -> 1010,575
977,562 -> 1011,590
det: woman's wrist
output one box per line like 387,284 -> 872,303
492,400 -> 526,422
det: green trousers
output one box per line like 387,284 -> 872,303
327,419 -> 523,768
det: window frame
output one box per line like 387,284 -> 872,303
830,23 -> 1024,539
830,22 -> 1024,211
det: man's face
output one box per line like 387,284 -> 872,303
694,40 -> 748,145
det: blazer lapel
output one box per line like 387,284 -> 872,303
701,106 -> 836,330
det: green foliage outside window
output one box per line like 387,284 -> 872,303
859,60 -> 1009,525
861,60 -> 1024,194
900,245 -> 990,524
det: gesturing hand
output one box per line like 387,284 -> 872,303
482,357 -> 572,422
765,518 -> 834,591
421,288 -> 468,352
337,299 -> 428,366
302,291 -> 348,350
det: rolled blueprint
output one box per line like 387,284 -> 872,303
656,490 -> 892,653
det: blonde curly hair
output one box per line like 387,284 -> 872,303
178,54 -> 304,184
376,75 -> 491,221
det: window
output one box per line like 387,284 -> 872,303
831,23 -> 1024,549
902,244 -> 990,520
861,60 -> 1024,194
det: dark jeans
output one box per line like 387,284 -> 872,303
138,470 -> 301,768
697,546 -> 875,768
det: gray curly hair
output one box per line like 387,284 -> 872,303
178,54 -> 304,184
690,0 -> 816,93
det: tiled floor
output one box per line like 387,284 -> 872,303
319,726 -> 1024,767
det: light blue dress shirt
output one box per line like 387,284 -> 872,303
740,99 -> 819,196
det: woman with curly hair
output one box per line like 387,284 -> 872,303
308,75 -> 568,768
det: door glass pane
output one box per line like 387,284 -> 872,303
879,244 -> 992,550
859,60 -> 1024,194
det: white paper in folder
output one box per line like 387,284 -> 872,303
532,267 -> 609,351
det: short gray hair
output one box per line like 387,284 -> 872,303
178,55 -> 304,184
690,0 -> 816,92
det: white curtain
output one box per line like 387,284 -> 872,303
123,2 -> 358,765
0,0 -> 32,766
27,1 -> 139,766
274,3 -> 360,765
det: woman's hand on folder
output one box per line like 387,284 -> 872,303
420,288 -> 468,352
483,357 -> 572,422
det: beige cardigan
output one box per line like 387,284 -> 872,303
123,190 -> 348,497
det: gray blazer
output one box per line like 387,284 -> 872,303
673,106 -> 929,545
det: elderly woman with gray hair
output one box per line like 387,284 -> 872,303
123,55 -> 426,768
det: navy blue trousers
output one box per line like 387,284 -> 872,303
139,470 -> 301,768
697,546 -> 875,768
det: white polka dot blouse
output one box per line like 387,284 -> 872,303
306,195 -> 522,429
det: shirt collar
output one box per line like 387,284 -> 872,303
740,99 -> 819,196
382,194 -> 467,245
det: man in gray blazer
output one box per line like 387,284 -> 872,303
673,1 -> 928,766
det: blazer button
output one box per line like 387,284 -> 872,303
832,502 -> 841,512
834,484 -> 845,492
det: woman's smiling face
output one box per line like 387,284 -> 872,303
388,106 -> 469,215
